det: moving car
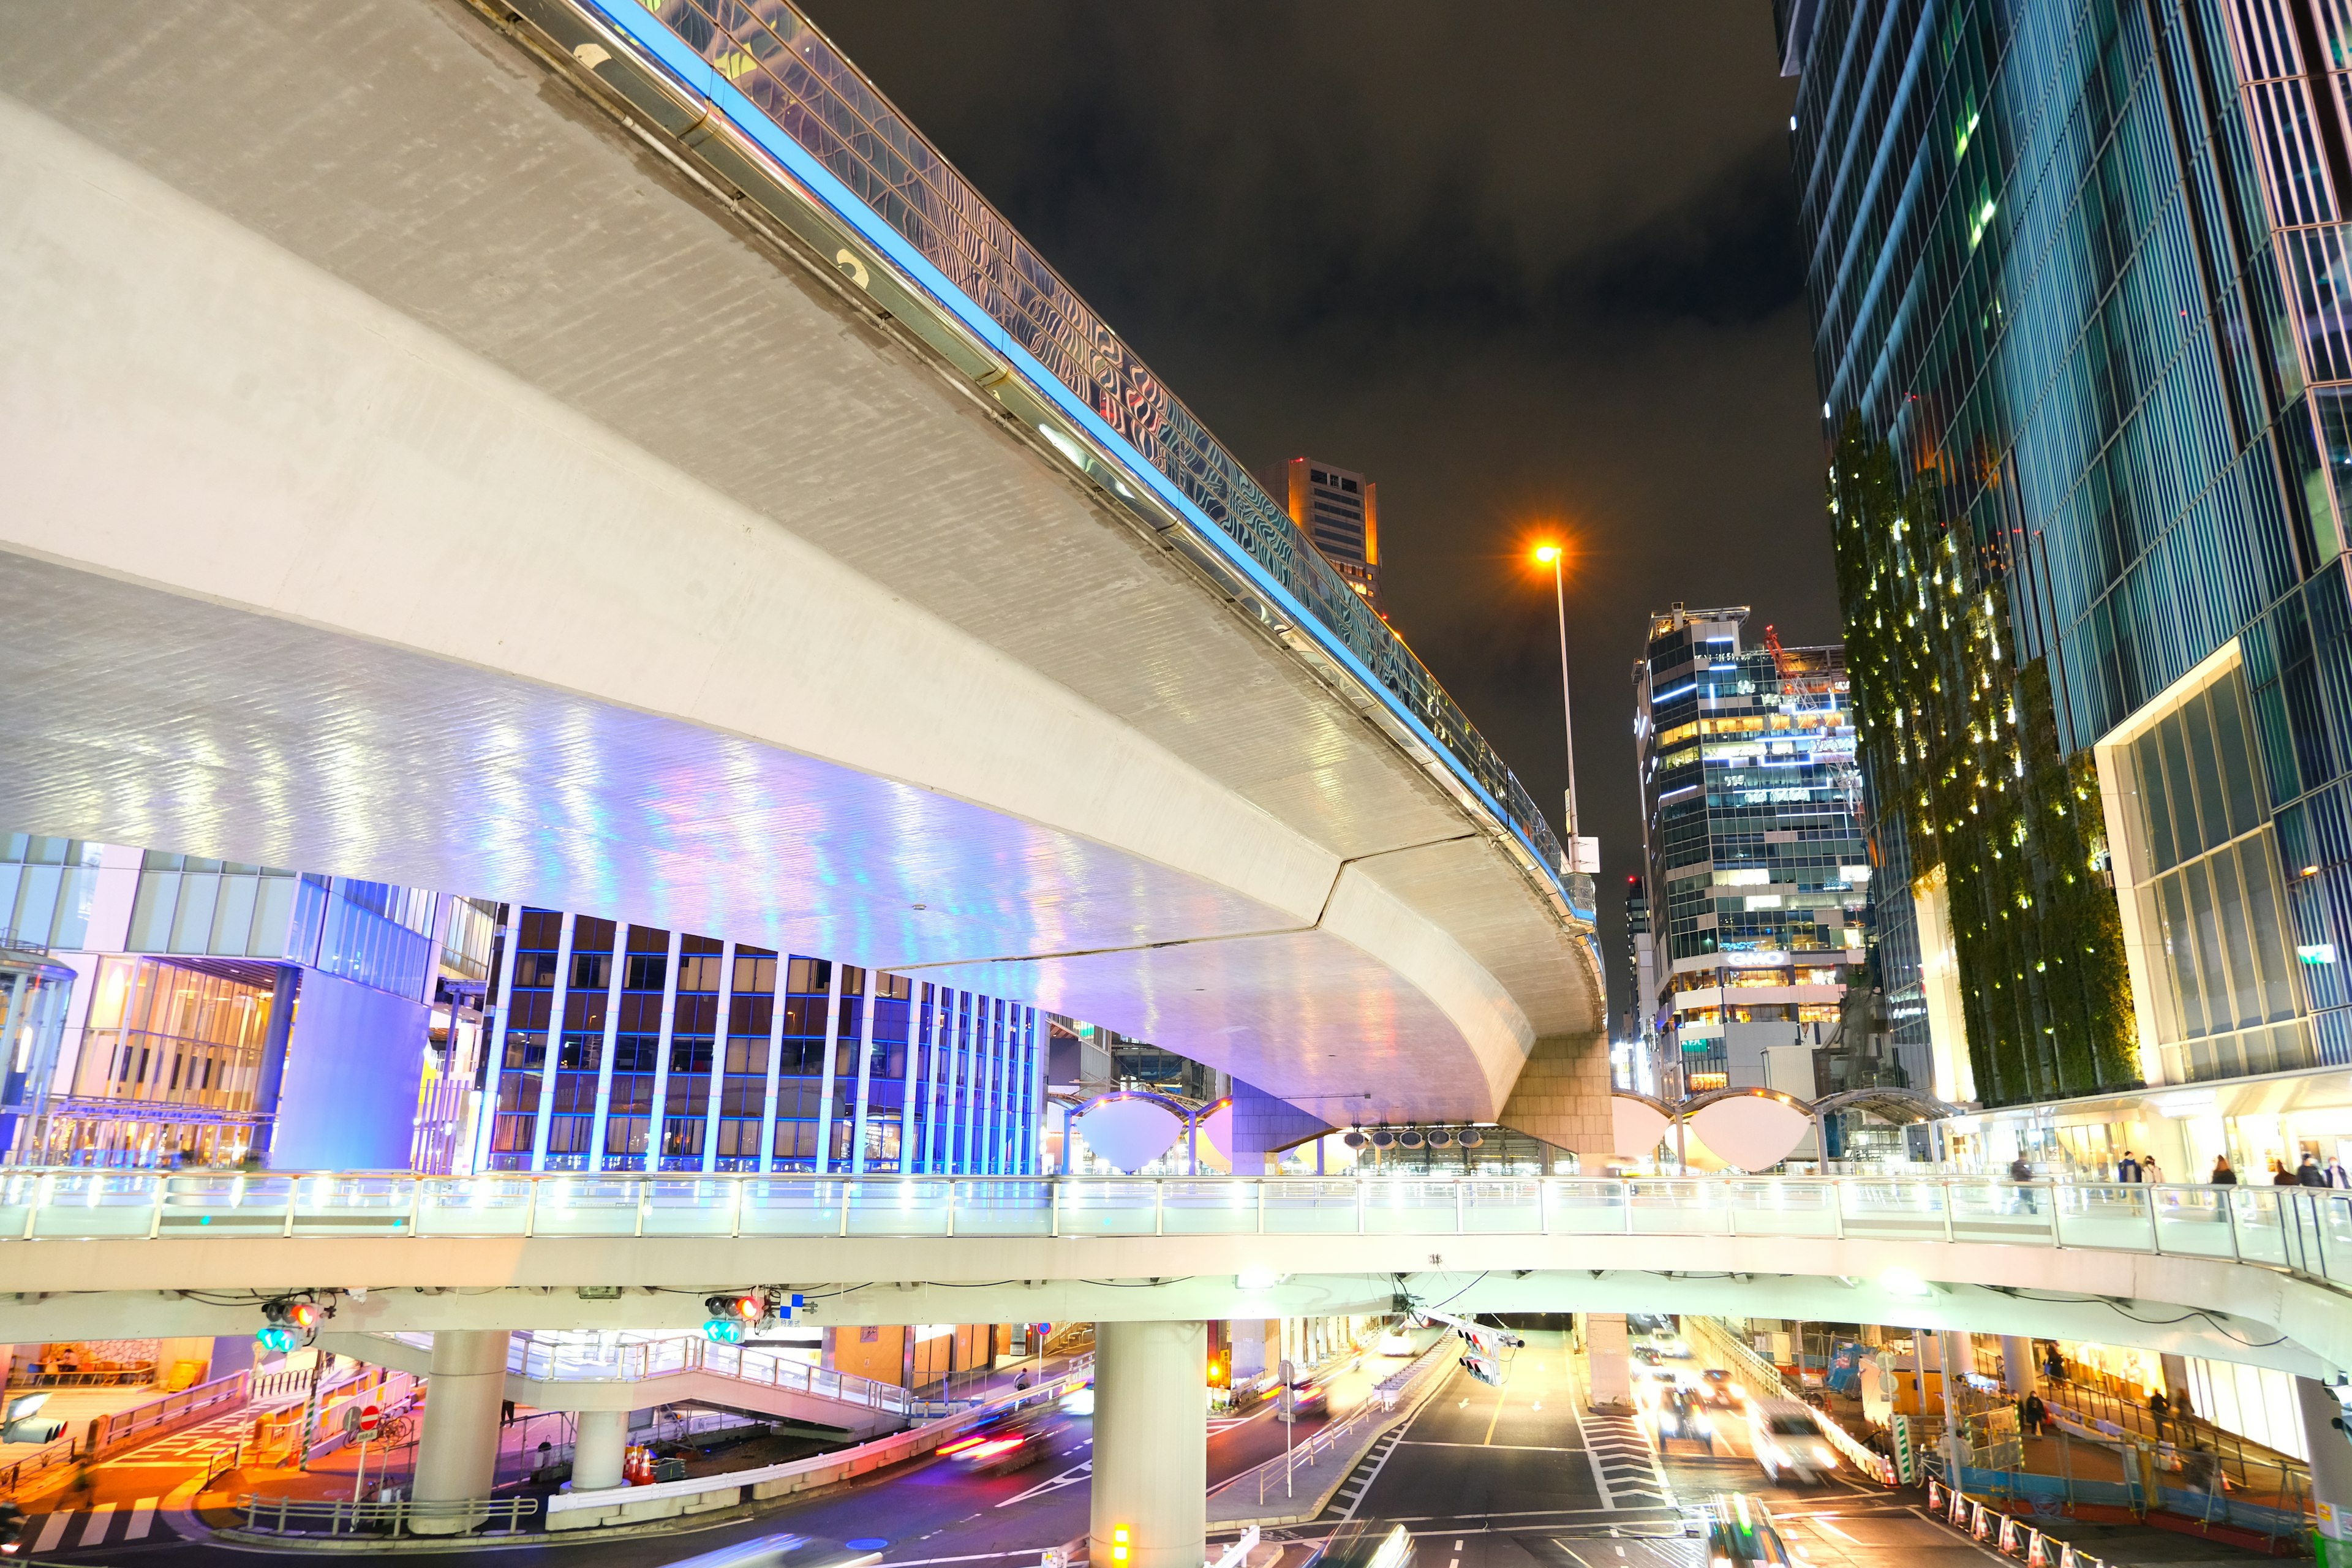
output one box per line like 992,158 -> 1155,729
1654,1386 -> 1716,1452
1747,1399 -> 1839,1483
1699,1368 -> 1740,1409
937,1411 -> 1058,1476
657,1534 -> 886,1568
1281,1378 -> 1330,1420
1374,1330 -> 1416,1357
1705,1494 -> 1793,1568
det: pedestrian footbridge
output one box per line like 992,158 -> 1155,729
3,1171 -> 2345,1378
331,1330 -> 919,1439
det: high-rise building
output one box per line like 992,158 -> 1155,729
1265,456 -> 1381,609
477,909 -> 1046,1175
1622,873 -> 1654,1043
1785,0 -> 2352,1169
1632,605 -> 1872,1096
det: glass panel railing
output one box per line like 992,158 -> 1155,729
2149,1183 -> 2236,1257
1719,1178 -> 1838,1237
640,1178 -> 738,1237
1052,1179 -> 1157,1237
146,1172 -> 291,1237
525,1177 -> 640,1237
2232,1188 -> 2289,1268
2053,1183 -> 2153,1251
1836,1177 -> 1948,1239
1461,1178 -> 1544,1233
1160,1179 -> 1261,1235
1541,1179 -> 1629,1234
738,1178 -> 845,1236
1949,1180 -> 2056,1243
949,1178 -> 1054,1237
1263,1178 -> 1364,1235
1361,1178 -> 1465,1234
413,1176 -> 532,1237
845,1178 -> 956,1237
1627,1179 -> 1730,1235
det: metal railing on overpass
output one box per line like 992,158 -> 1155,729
363,1328 -> 921,1415
4,1169 -> 2347,1283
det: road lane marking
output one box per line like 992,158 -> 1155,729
127,1499 -> 156,1540
79,1504 -> 116,1546
1401,1441 -> 1582,1452
33,1514 -> 70,1552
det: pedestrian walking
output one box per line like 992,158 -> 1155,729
2149,1388 -> 2170,1441
2297,1153 -> 2327,1187
2043,1347 -> 2067,1385
2022,1392 -> 2047,1438
2271,1158 -> 2299,1186
2143,1155 -> 2164,1184
2329,1156 -> 2350,1189
2010,1154 -> 2038,1212
2117,1151 -> 2143,1183
2211,1156 -> 2237,1185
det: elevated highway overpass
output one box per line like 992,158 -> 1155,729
0,0 -> 1601,1134
4,1172 -> 2345,1378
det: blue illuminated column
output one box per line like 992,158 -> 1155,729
586,932 -> 624,1169
699,940 -> 736,1172
758,962 -> 788,1174
642,929 -> 682,1170
471,905 -> 522,1173
527,913 -> 575,1172
897,982 -> 922,1174
812,963 -> 845,1173
849,978 -> 880,1173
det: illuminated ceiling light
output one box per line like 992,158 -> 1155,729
1879,1265 -> 1933,1297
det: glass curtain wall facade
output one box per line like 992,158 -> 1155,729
1634,606 -> 1873,1095
478,908 -> 1044,1175
1785,0 -> 2352,1104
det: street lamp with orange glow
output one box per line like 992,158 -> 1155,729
1531,542 -> 1587,865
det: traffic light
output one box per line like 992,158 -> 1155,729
257,1295 -> 323,1352
701,1289 -> 765,1343
2,1394 -> 62,1445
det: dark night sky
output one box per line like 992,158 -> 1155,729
803,3 -> 1835,1017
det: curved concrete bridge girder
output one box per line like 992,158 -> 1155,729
0,0 -> 1604,1125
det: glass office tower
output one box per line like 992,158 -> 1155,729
1633,606 -> 1872,1096
1784,0 -> 2352,1154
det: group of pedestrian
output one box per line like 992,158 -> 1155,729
2268,1152 -> 2350,1186
2114,1151 -> 2163,1182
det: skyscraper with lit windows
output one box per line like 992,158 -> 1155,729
1632,605 -> 1871,1095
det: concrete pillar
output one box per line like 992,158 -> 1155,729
2296,1378 -> 2352,1566
2000,1336 -> 2037,1397
570,1408 -> 628,1491
411,1330 -> 509,1533
1939,1332 -> 1966,1464
1090,1321 -> 1205,1568
1229,1320 -> 1272,1382
1586,1313 -> 1631,1408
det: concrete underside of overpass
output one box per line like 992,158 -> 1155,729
0,1 -> 1603,1130
2,1233 -> 2342,1378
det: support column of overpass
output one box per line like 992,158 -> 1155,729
1585,1313 -> 1630,1408
2000,1336 -> 2037,1397
411,1329 -> 510,1532
571,1408 -> 630,1492
1091,1321 -> 1207,1568
2296,1377 -> 2352,1567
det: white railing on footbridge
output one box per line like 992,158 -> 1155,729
2,1169 -> 2347,1289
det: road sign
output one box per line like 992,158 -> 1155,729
342,1406 -> 360,1436
359,1403 -> 381,1437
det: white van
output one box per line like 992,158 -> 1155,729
1747,1398 -> 1839,1483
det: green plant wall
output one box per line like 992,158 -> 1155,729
1828,421 -> 2138,1105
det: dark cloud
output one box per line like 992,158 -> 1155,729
805,1 -> 1838,1021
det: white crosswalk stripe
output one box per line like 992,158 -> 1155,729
21,1497 -> 165,1553
1578,1413 -> 1675,1510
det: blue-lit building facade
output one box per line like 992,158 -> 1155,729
1784,0 -> 2352,1175
479,909 -> 1044,1175
1634,607 -> 1873,1098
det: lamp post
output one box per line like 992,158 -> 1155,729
1532,544 -> 1580,840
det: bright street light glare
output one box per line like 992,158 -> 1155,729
1532,543 -> 1562,565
